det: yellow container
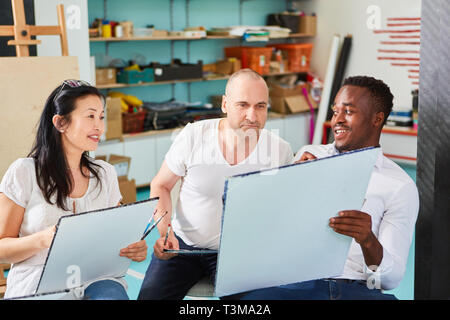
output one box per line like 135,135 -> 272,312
102,24 -> 112,38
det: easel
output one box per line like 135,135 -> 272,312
0,0 -> 68,57
0,0 -> 69,299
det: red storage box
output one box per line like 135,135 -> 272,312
122,109 -> 147,134
224,46 -> 274,75
272,43 -> 313,72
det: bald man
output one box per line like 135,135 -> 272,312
138,69 -> 293,300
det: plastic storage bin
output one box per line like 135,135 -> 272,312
272,43 -> 313,72
224,46 -> 274,75
116,68 -> 154,84
122,109 -> 147,134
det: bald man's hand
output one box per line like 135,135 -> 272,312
294,151 -> 317,164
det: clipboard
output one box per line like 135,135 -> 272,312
163,249 -> 218,255
36,198 -> 158,295
215,147 -> 380,297
6,289 -> 72,300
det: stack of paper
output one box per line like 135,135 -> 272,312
243,30 -> 270,42
208,26 -> 291,39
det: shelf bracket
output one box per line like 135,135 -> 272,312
239,0 -> 254,25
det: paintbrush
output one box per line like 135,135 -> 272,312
141,211 -> 168,240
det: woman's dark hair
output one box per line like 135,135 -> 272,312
343,76 -> 394,125
28,81 -> 105,211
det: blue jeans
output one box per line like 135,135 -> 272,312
137,234 -> 217,300
83,280 -> 129,300
235,279 -> 397,300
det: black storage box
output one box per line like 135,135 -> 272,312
142,100 -> 187,130
267,13 -> 299,33
185,106 -> 224,122
151,59 -> 203,82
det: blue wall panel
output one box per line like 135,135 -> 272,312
88,0 -> 288,103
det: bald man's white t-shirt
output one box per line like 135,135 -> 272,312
165,118 -> 293,250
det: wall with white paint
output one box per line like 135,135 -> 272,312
34,0 -> 91,82
300,0 -> 421,110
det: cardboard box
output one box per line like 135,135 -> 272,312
108,154 -> 131,179
203,63 -> 217,73
269,84 -> 318,114
96,68 -> 116,86
120,21 -> 134,38
96,154 -> 136,204
0,268 -> 6,286
269,59 -> 288,73
152,29 -> 168,37
0,263 -> 10,298
109,154 -> 136,204
0,284 -> 5,298
119,178 -> 137,204
203,59 -> 241,75
215,59 -> 241,75
299,16 -> 317,35
96,155 -> 107,162
105,97 -> 123,140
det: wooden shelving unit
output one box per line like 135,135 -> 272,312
118,111 -> 294,141
90,35 -> 204,42
96,71 -> 305,90
97,76 -> 228,90
91,0 -> 315,100
89,33 -> 314,42
92,0 -> 318,189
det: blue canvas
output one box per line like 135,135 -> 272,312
36,199 -> 158,294
215,148 -> 380,297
